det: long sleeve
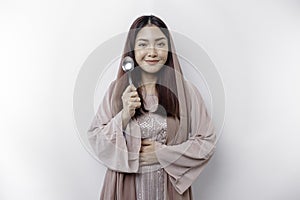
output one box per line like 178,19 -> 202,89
87,82 -> 141,173
155,81 -> 216,194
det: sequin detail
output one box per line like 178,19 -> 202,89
135,94 -> 167,200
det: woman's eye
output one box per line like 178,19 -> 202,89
157,42 -> 166,47
138,43 -> 146,47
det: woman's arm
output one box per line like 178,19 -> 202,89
155,81 -> 216,194
87,81 -> 141,173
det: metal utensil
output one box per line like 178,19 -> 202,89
121,56 -> 134,85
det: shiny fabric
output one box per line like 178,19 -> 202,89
135,95 -> 166,200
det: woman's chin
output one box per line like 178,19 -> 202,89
140,65 -> 164,74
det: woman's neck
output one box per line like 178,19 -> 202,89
141,72 -> 158,95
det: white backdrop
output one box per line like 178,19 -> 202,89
1,0 -> 300,200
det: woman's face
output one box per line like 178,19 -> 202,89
134,25 -> 169,74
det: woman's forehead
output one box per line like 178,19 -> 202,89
135,26 -> 167,41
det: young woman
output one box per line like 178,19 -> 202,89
87,15 -> 216,200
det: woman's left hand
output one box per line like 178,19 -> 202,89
139,139 -> 159,166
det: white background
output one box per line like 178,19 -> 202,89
1,0 -> 300,199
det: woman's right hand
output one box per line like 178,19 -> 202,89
121,84 -> 141,129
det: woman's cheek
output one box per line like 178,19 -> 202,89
158,49 -> 168,57
137,50 -> 147,61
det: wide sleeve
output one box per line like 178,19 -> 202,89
155,81 -> 216,194
87,82 -> 141,173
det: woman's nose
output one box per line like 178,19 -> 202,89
147,47 -> 157,57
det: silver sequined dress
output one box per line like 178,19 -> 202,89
135,94 -> 167,200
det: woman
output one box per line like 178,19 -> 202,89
87,15 -> 216,200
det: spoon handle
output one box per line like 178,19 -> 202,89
128,71 -> 133,85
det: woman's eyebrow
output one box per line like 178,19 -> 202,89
136,37 -> 167,42
155,37 -> 167,41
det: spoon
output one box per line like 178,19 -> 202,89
121,56 -> 134,85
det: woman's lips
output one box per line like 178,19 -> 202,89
145,60 -> 159,65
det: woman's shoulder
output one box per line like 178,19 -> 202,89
183,79 -> 194,90
108,79 -> 118,90
103,79 -> 119,96
99,80 -> 119,105
183,79 -> 205,104
183,79 -> 199,94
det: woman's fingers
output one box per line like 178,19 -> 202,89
140,141 -> 155,153
129,91 -> 139,98
124,84 -> 136,93
140,146 -> 150,152
140,140 -> 159,166
128,101 -> 141,109
139,152 -> 158,166
121,84 -> 141,118
130,96 -> 140,102
141,139 -> 154,145
122,85 -> 138,100
122,91 -> 138,100
139,155 -> 148,165
141,140 -> 154,150
140,153 -> 150,161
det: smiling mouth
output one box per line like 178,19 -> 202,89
145,60 -> 159,65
